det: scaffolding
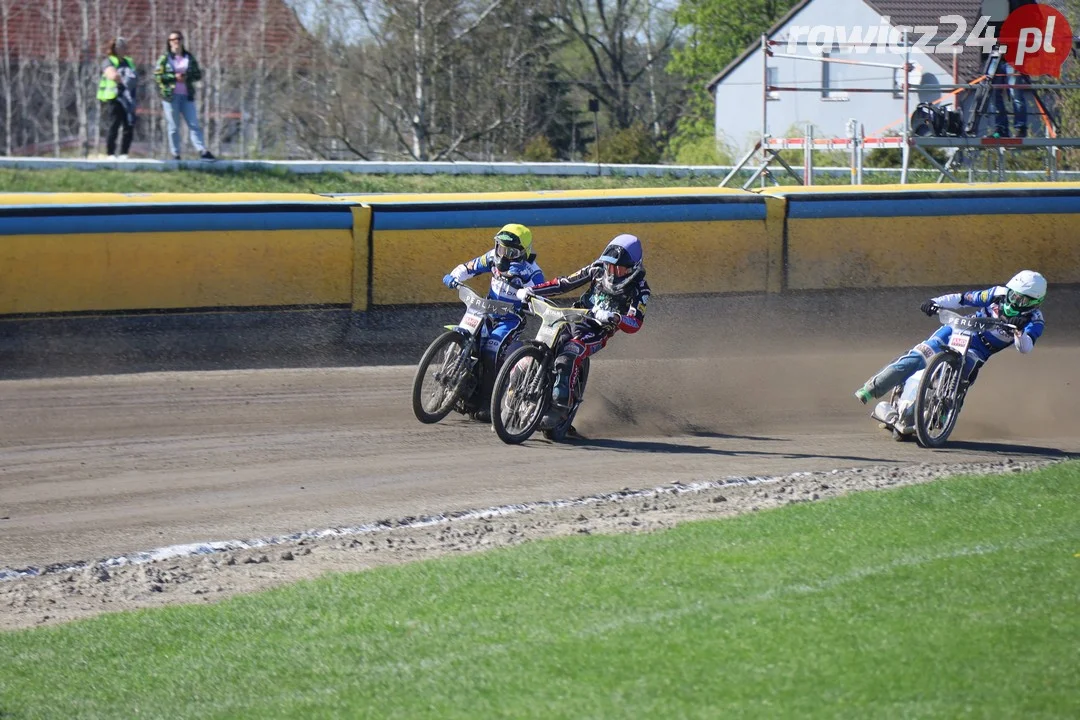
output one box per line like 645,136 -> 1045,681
719,32 -> 1080,187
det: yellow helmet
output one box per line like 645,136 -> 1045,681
494,223 -> 533,262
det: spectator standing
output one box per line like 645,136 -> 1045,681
981,0 -> 1033,138
97,37 -> 137,159
154,31 -> 215,160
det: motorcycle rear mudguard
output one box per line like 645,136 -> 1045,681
871,369 -> 923,434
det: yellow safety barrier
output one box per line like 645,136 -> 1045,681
0,193 -> 356,315
339,188 -> 772,305
3,185 -> 1079,318
758,184 -> 1080,290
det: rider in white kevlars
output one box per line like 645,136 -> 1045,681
854,269 -> 1046,407
442,223 -> 545,420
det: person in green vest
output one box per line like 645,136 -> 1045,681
154,30 -> 214,161
97,37 -> 137,159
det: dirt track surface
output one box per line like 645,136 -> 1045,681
1,356 -> 1077,629
2,290 -> 1079,630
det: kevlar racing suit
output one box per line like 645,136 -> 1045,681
446,250 -> 545,410
860,286 -> 1045,401
529,261 -> 650,405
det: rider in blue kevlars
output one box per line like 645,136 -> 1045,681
442,223 -> 545,420
854,270 -> 1047,411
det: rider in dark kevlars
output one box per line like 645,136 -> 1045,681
516,233 -> 650,407
443,223 -> 545,420
854,270 -> 1046,408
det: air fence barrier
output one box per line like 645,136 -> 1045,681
756,184 -> 1080,292
1,184 -> 1079,324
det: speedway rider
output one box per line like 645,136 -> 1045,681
854,270 -> 1046,420
443,223 -> 545,419
516,233 -> 650,408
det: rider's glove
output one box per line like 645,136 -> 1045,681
516,287 -> 534,302
592,308 -> 620,325
443,274 -> 460,289
920,300 -> 940,316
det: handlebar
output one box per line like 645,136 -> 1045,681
522,293 -> 590,324
937,309 -> 1020,334
455,284 -> 517,317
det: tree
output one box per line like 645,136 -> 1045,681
0,0 -> 15,154
667,0 -> 799,154
551,0 -> 682,135
289,0 -> 566,161
346,0 -> 515,160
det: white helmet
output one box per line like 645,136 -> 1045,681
1003,270 -> 1046,317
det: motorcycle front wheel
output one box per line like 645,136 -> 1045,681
412,331 -> 471,424
491,345 -> 550,444
914,352 -> 963,448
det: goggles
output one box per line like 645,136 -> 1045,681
495,242 -> 525,261
1006,289 -> 1040,309
604,263 -> 633,278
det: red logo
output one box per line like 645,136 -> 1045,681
1000,4 -> 1073,77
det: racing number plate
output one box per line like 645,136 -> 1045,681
460,313 -> 482,332
948,332 -> 971,353
536,324 -> 559,344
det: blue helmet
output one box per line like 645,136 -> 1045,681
598,233 -> 643,293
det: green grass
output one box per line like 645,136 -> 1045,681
0,166 -> 990,194
1,462 -> 1078,719
0,168 -> 727,194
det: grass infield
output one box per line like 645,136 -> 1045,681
1,461 -> 1077,718
0,167 -> 958,194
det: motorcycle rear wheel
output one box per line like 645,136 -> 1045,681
491,345 -> 550,444
412,331 -> 471,424
914,352 -> 963,448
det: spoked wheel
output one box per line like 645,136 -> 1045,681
412,331 -> 471,424
491,346 -> 550,445
543,358 -> 590,442
914,352 -> 963,448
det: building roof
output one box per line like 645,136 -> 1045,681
864,0 -> 986,82
707,0 -> 992,93
1,0 -> 312,66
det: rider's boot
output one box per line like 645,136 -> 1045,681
552,373 -> 570,406
856,350 -> 924,405
551,353 -> 574,407
472,349 -> 497,422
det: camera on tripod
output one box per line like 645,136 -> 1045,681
911,45 -> 1005,139
910,102 -> 965,138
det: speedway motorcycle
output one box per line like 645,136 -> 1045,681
489,295 -> 594,444
871,309 -> 1018,448
411,284 -> 521,424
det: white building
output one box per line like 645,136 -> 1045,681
707,0 -> 986,153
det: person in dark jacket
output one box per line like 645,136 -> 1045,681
153,30 -> 214,160
982,0 -> 1034,137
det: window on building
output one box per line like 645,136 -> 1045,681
821,46 -> 849,101
767,66 -> 779,100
